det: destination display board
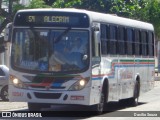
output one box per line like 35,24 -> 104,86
14,11 -> 89,28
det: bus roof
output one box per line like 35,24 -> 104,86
17,8 -> 154,31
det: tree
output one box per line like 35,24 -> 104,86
110,0 -> 160,38
1,0 -> 160,38
26,0 -> 51,9
0,0 -> 51,35
52,0 -> 112,13
146,0 -> 160,38
0,0 -> 15,34
44,0 -> 56,6
110,0 -> 147,18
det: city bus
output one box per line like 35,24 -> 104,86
6,8 -> 155,113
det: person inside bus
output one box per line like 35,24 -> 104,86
49,38 -> 69,71
64,37 -> 86,54
71,37 -> 86,53
66,37 -> 87,69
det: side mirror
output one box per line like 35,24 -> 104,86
4,23 -> 12,42
93,31 -> 100,57
94,31 -> 100,43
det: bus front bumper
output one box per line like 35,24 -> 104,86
8,85 -> 91,105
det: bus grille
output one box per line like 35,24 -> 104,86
30,86 -> 66,89
34,92 -> 62,99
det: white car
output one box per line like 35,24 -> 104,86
0,65 -> 9,101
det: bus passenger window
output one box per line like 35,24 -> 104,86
117,26 -> 125,55
141,31 -> 147,56
109,25 -> 117,55
134,30 -> 140,56
148,32 -> 154,56
100,24 -> 109,55
126,28 -> 133,55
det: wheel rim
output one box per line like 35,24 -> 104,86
2,90 -> 8,100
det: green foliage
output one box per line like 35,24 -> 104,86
110,0 -> 147,19
147,0 -> 160,37
53,0 -> 81,8
110,0 -> 160,38
0,16 -> 5,22
13,4 -> 26,13
1,0 -> 160,38
52,0 -> 112,13
12,0 -> 51,15
26,0 -> 51,9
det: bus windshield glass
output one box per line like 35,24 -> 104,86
11,28 -> 89,73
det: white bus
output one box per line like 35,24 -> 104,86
7,8 -> 155,113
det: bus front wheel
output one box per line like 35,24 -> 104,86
91,92 -> 105,114
1,86 -> 9,101
92,81 -> 108,114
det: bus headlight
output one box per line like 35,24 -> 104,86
68,77 -> 89,91
10,75 -> 28,89
13,78 -> 19,84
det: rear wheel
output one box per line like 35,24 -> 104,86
128,80 -> 140,106
28,103 -> 50,111
1,86 -> 9,101
119,80 -> 140,107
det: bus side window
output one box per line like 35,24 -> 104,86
126,28 -> 133,55
141,31 -> 148,56
148,32 -> 154,57
134,29 -> 140,56
117,26 -> 125,55
109,25 -> 117,55
100,24 -> 109,55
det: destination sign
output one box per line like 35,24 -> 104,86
27,16 -> 70,23
14,11 -> 89,28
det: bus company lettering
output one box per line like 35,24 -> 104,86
44,16 -> 69,23
12,92 -> 24,97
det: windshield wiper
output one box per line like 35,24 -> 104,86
54,27 -> 71,43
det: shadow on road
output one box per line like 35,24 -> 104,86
105,101 -> 145,111
0,100 -> 9,102
12,101 -> 147,118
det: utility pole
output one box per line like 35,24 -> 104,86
9,0 -> 13,14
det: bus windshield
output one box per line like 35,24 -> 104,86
11,28 -> 89,73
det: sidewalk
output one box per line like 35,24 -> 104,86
0,102 -> 27,111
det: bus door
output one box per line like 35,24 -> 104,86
91,23 -> 102,104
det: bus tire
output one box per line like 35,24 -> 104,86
92,80 -> 108,114
128,80 -> 140,106
28,103 -> 50,111
91,92 -> 105,114
1,86 -> 9,101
